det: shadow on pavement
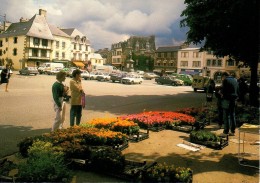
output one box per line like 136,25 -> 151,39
0,125 -> 49,158
124,151 -> 258,177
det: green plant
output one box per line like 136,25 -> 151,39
144,162 -> 192,182
190,130 -> 220,142
18,140 -> 72,182
90,146 -> 125,172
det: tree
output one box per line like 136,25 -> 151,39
180,0 -> 259,106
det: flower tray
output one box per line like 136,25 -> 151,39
148,126 -> 166,132
100,160 -> 157,182
190,135 -> 229,150
142,166 -> 193,183
113,141 -> 129,151
129,130 -> 149,142
168,125 -> 194,133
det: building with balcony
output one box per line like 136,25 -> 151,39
0,9 -> 54,69
48,24 -> 71,67
61,28 -> 91,68
0,9 -> 92,70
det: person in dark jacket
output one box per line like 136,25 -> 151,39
215,85 -> 223,128
0,64 -> 12,92
52,71 -> 68,131
237,77 -> 248,105
220,72 -> 239,136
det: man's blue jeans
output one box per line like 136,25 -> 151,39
70,105 -> 82,126
222,100 -> 236,134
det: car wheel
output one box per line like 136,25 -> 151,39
139,81 -> 142,84
131,81 -> 134,85
171,82 -> 176,86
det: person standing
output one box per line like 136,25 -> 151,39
220,72 -> 239,136
52,71 -> 68,131
215,86 -> 223,128
0,64 -> 12,92
237,77 -> 248,105
70,69 -> 84,126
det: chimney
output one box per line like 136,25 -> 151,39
20,17 -> 28,22
39,9 -> 47,17
4,21 -> 11,31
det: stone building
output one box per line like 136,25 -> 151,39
110,35 -> 155,71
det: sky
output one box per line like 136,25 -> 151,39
0,0 -> 189,50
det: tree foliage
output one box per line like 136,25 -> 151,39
180,0 -> 259,106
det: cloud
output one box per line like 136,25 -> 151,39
0,0 -> 187,50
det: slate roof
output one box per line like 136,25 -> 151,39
48,24 -> 70,38
0,14 -> 54,40
156,46 -> 181,52
61,28 -> 90,44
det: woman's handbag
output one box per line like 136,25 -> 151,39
81,93 -> 86,108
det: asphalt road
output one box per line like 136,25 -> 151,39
0,72 -> 206,158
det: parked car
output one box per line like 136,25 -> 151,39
89,72 -> 104,80
155,76 -> 184,86
121,75 -> 143,84
96,73 -> 111,81
81,70 -> 90,80
143,72 -> 159,80
19,67 -> 39,75
192,75 -> 210,92
172,73 -> 193,86
110,72 -> 128,83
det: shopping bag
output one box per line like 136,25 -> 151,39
81,93 -> 86,108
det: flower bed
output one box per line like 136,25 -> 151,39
18,126 -> 127,158
88,117 -> 140,135
120,111 -> 196,132
190,130 -> 229,150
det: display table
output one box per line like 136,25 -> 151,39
238,123 -> 259,169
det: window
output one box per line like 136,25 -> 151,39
41,50 -> 47,57
206,59 -> 211,66
42,39 -> 48,47
62,42 -> 65,49
13,48 -> 17,56
0,40 -> 2,47
55,51 -> 59,58
227,59 -> 235,66
158,53 -> 161,58
212,59 -> 217,66
14,37 -> 18,44
79,44 -> 82,50
181,52 -> 188,58
32,49 -> 38,57
193,52 -> 200,58
5,38 -> 8,42
74,44 -> 77,49
0,49 -> 2,56
192,61 -> 201,67
217,59 -> 222,67
33,38 -> 40,45
62,52 -> 65,59
56,41 -> 59,49
180,61 -> 188,67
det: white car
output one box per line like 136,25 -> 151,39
121,75 -> 143,84
81,70 -> 90,80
